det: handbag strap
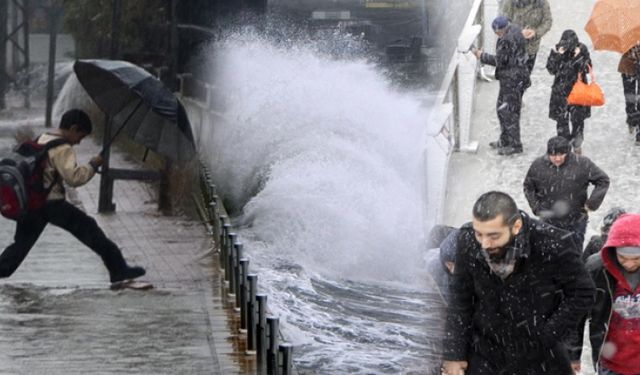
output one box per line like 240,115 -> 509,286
577,64 -> 595,83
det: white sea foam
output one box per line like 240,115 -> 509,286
200,30 -> 445,373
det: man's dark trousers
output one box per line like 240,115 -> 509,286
497,78 -> 525,150
0,199 -> 128,277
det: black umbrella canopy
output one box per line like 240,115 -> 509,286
73,59 -> 195,161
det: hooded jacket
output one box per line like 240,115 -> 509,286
546,30 -> 592,121
500,0 -> 553,56
572,214 -> 640,373
523,152 -> 610,229
443,212 -> 595,374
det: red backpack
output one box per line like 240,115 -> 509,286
0,137 -> 67,220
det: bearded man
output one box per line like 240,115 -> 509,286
441,191 -> 594,375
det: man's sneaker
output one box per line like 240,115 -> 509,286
110,265 -> 146,283
489,140 -> 502,149
498,146 -> 523,156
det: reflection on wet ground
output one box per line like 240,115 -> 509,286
0,284 -> 218,374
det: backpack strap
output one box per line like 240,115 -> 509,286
38,136 -> 70,192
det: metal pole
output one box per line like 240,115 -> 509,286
221,223 -> 230,271
226,232 -> 237,287
234,242 -> 243,308
239,258 -> 249,331
256,294 -> 268,374
267,317 -> 280,375
0,0 -> 7,110
98,114 -> 116,212
279,344 -> 293,375
167,0 -> 178,91
44,3 -> 58,128
246,274 -> 258,353
22,0 -> 30,108
110,0 -> 121,59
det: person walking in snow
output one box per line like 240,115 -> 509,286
618,44 -> 640,146
472,16 -> 530,156
523,136 -> 610,249
441,191 -> 594,375
571,214 -> 640,375
546,30 -> 592,155
0,109 -> 146,285
500,0 -> 553,73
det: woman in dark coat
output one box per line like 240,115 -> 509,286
546,30 -> 591,154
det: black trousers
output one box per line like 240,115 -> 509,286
0,199 -> 128,278
525,53 -> 537,74
556,113 -> 585,148
622,73 -> 640,138
497,79 -> 526,149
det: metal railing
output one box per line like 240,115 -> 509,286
424,0 -> 499,224
195,163 -> 295,375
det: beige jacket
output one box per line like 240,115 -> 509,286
38,133 -> 96,201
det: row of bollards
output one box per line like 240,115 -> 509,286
199,165 -> 295,375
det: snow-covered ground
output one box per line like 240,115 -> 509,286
444,0 -> 639,373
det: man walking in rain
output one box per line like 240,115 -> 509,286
473,16 -> 530,155
523,135 -> 610,249
440,191 -> 594,375
572,214 -> 640,375
500,0 -> 553,73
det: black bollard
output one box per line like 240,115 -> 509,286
246,274 -> 258,354
279,344 -> 293,375
234,242 -> 244,308
221,223 -> 231,272
266,317 -> 280,375
239,259 -> 249,331
227,233 -> 237,289
256,294 -> 268,374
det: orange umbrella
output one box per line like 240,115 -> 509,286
585,0 -> 640,53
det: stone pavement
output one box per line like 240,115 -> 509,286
0,106 -> 251,374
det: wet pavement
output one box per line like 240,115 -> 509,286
0,104 -> 249,374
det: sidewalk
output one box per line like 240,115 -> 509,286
443,2 -> 640,373
444,0 -> 639,233
0,106 -> 249,374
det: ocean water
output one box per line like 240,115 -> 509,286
200,30 -> 446,374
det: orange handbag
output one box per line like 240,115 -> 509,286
567,65 -> 605,107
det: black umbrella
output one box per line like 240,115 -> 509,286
73,59 -> 195,161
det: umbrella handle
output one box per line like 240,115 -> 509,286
100,98 -> 144,155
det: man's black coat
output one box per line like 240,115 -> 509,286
523,153 -> 610,229
443,212 -> 595,374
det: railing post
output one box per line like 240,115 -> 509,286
279,344 -> 293,375
239,258 -> 249,331
267,317 -> 280,375
234,242 -> 244,308
227,233 -> 237,290
221,223 -> 230,271
256,294 -> 268,374
246,274 -> 258,354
